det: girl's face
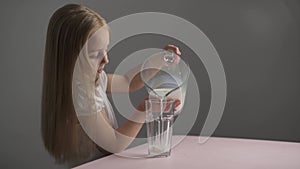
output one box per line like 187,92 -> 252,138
88,28 -> 110,74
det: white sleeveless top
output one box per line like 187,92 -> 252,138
94,70 -> 118,128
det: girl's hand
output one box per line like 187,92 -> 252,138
136,96 -> 149,112
163,44 -> 181,65
164,44 -> 181,55
164,99 -> 181,112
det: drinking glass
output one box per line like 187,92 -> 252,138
145,99 -> 175,157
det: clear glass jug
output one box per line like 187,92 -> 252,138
141,50 -> 190,114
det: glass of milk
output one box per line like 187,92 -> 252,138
145,99 -> 175,157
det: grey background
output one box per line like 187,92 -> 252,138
0,0 -> 299,168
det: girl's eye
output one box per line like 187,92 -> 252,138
89,49 -> 107,59
89,54 -> 98,59
98,50 -> 107,57
100,49 -> 107,55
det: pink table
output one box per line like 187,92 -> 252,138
74,136 -> 300,169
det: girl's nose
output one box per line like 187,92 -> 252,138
100,54 -> 109,65
103,55 -> 109,64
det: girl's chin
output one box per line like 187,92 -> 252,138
97,69 -> 102,73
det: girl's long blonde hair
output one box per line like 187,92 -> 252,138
41,4 -> 106,164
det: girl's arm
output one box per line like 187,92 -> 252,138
106,45 -> 181,93
106,64 -> 144,93
77,97 -> 180,153
77,97 -> 147,153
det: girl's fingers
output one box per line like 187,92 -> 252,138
174,99 -> 181,112
164,45 -> 182,65
164,104 -> 171,111
164,44 -> 182,55
174,99 -> 181,108
165,99 -> 181,112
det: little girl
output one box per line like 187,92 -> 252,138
41,4 -> 181,167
